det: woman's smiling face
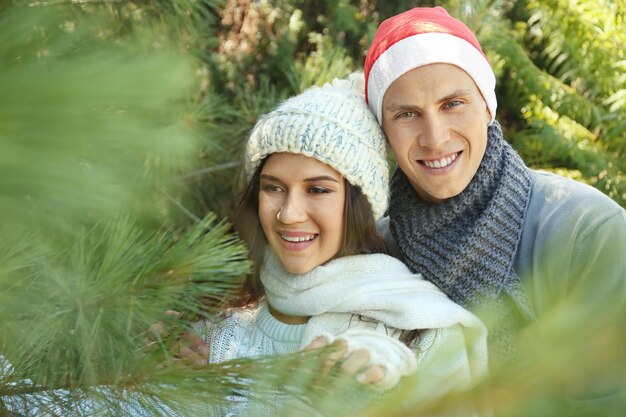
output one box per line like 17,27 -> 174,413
258,153 -> 346,274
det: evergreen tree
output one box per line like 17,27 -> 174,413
0,2 -> 252,415
1,1 -> 625,416
447,0 -> 626,205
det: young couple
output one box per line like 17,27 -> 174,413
194,5 -> 626,416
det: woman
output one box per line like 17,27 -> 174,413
196,74 -> 488,415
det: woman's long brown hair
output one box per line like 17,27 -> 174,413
229,156 -> 386,306
228,155 -> 421,346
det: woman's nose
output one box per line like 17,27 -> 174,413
276,193 -> 307,224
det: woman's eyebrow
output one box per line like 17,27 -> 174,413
260,173 -> 281,181
260,174 -> 340,183
303,176 -> 340,183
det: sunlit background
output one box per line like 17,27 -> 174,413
1,0 -> 624,416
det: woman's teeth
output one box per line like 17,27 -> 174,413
281,234 -> 315,242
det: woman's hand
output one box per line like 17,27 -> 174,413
303,335 -> 386,384
145,310 -> 210,366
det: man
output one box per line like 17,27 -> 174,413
364,3 -> 626,406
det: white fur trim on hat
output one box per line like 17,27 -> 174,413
367,32 -> 497,125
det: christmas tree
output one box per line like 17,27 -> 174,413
1,1 -> 624,416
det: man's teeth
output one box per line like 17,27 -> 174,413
282,234 -> 315,242
423,152 -> 458,169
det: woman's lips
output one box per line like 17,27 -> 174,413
278,232 -> 318,251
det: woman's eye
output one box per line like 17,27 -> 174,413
262,184 -> 283,192
308,186 -> 330,194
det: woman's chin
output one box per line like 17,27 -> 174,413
283,263 -> 315,275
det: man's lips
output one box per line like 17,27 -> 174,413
419,151 -> 461,169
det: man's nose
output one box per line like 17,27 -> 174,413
417,114 -> 449,148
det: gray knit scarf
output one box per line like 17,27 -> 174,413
389,121 -> 534,362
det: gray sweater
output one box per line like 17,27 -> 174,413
380,170 -> 626,317
513,170 -> 626,315
380,169 -> 626,405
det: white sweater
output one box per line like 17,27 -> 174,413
196,301 -> 478,417
193,252 -> 488,416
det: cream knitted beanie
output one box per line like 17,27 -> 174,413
245,73 -> 389,219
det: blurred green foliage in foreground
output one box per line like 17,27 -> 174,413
0,1 -> 624,416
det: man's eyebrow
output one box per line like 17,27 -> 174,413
439,89 -> 474,102
383,103 -> 416,112
384,88 -> 476,111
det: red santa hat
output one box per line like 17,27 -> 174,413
364,6 -> 497,124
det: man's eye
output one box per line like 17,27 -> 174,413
396,111 -> 416,119
445,100 -> 462,109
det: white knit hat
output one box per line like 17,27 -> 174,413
246,73 -> 389,219
364,6 -> 497,125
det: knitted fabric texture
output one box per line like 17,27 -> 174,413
364,6 -> 497,124
260,249 -> 489,385
388,121 -> 534,359
246,74 -> 389,219
389,121 -> 531,306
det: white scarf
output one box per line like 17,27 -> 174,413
260,251 -> 488,388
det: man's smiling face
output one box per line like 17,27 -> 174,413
381,63 -> 491,203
